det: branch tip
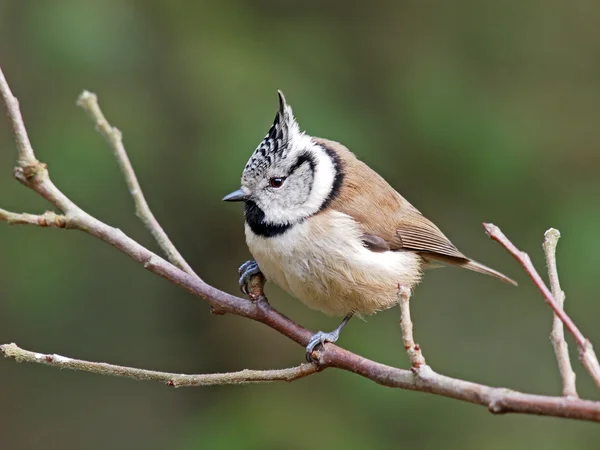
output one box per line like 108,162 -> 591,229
482,222 -> 499,238
544,228 -> 561,242
76,90 -> 97,108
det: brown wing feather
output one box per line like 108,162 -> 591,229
395,212 -> 466,259
315,137 -> 462,258
315,138 -> 516,285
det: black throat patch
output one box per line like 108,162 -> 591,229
244,200 -> 293,237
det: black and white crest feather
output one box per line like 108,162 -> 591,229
243,91 -> 299,179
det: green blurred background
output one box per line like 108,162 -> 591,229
1,1 -> 600,449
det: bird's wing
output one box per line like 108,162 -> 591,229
315,138 -> 516,285
314,138 -> 516,285
315,137 -> 464,257
393,210 -> 466,259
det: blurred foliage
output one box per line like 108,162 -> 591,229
1,1 -> 600,449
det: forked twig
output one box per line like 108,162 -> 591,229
485,223 -> 600,389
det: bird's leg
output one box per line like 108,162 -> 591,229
306,313 -> 353,362
238,260 -> 262,295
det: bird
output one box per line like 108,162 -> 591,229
223,91 -> 516,360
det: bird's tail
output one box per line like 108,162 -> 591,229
458,259 -> 517,286
423,254 -> 517,286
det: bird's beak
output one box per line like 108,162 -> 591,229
222,188 -> 249,202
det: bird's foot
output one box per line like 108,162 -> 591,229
305,329 -> 342,362
238,260 -> 262,295
305,313 -> 353,362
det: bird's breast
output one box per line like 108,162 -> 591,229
245,211 -> 423,316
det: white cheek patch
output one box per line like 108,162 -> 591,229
302,143 -> 337,214
259,135 -> 337,226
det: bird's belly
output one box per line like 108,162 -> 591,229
245,212 -> 423,317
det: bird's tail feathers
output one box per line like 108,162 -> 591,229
423,254 -> 517,286
460,259 -> 517,286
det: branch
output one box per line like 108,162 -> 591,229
484,223 -> 600,389
0,208 -> 67,227
398,286 -> 426,368
76,91 -> 196,277
318,345 -> 600,422
0,67 -> 37,166
2,65 -> 600,423
0,343 -> 318,386
543,228 -> 577,397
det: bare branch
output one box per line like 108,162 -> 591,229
0,343 -> 318,386
398,286 -> 426,368
484,223 -> 600,389
0,68 -> 37,166
76,91 -> 196,277
2,65 -> 600,422
0,208 -> 67,227
543,228 -> 577,397
320,345 -> 600,422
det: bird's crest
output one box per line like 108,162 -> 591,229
243,91 -> 301,177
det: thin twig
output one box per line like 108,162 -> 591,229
543,228 -> 577,397
484,223 -> 600,389
0,208 -> 67,227
76,91 -> 197,277
398,286 -> 426,368
2,65 -> 600,422
0,68 -> 37,166
0,343 -> 318,386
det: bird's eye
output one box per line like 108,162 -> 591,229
269,177 -> 286,188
